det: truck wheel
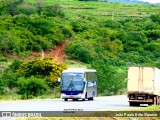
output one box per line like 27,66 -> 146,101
136,103 -> 140,106
91,97 -> 94,100
129,102 -> 135,106
148,103 -> 152,106
64,98 -> 68,101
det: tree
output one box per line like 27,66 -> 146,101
150,13 -> 160,24
91,60 -> 126,95
34,0 -> 46,15
0,59 -> 22,89
17,3 -> 37,15
43,4 -> 65,17
4,0 -> 24,16
65,42 -> 91,63
0,79 -> 4,95
17,76 -> 48,99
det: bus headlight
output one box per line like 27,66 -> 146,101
61,93 -> 66,97
77,93 -> 83,98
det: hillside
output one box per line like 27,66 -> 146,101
24,41 -> 66,64
0,0 -> 160,97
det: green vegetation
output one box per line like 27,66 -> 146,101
91,60 -> 126,95
17,58 -> 66,87
0,0 -> 160,99
0,58 -> 66,99
0,0 -> 72,55
17,76 -> 49,99
65,11 -> 160,94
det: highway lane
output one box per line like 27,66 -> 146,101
0,95 -> 142,111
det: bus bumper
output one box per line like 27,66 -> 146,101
61,93 -> 85,99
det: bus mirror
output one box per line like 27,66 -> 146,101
58,78 -> 61,84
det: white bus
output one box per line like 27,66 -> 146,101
58,68 -> 97,101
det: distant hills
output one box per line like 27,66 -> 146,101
107,0 -> 160,5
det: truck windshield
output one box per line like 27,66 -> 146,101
61,73 -> 84,91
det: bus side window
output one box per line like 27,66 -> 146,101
88,81 -> 94,87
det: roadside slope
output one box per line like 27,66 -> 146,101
52,41 -> 66,64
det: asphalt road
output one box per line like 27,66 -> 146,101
0,96 -> 145,111
0,95 -> 144,111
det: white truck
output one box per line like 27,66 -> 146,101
127,66 -> 160,106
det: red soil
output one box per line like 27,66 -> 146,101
25,41 -> 67,64
52,41 -> 66,64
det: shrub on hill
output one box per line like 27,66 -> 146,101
17,57 -> 67,88
17,76 -> 48,99
0,59 -> 22,89
0,14 -> 73,55
0,79 -> 4,95
91,60 -> 126,95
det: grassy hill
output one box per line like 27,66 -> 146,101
32,0 -> 159,20
0,0 -> 160,99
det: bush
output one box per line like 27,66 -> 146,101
0,31 -> 13,54
150,13 -> 160,24
43,4 -> 65,17
0,59 -> 22,89
0,10 -> 68,55
17,76 -> 48,99
65,43 -> 91,63
71,20 -> 91,32
17,3 -> 37,15
17,57 -> 67,88
0,79 -> 4,95
9,59 -> 22,72
1,70 -> 17,89
61,25 -> 73,38
91,60 -> 126,95
6,0 -> 25,16
0,58 -> 8,62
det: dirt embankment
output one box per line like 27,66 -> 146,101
52,41 -> 66,64
26,41 -> 67,64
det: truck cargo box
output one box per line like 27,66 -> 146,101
127,66 -> 160,95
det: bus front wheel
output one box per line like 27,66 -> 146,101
64,98 -> 68,101
88,97 -> 93,101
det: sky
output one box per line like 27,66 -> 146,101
138,0 -> 160,3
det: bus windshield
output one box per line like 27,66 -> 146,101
61,73 -> 84,91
